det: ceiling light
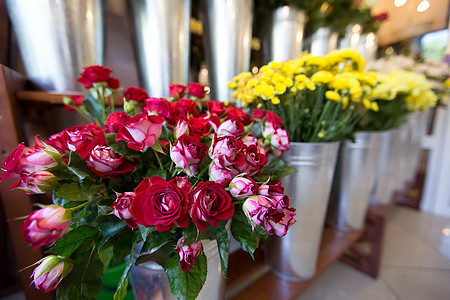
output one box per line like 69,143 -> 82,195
417,0 -> 430,12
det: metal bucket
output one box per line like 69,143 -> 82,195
370,128 -> 401,205
200,0 -> 253,101
327,132 -> 382,231
6,0 -> 105,91
310,27 -> 339,56
131,239 -> 225,300
128,0 -> 191,97
266,142 -> 340,281
395,121 -> 412,191
403,111 -> 428,183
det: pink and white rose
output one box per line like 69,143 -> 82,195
229,177 -> 257,199
116,113 -> 164,151
216,119 -> 245,137
170,135 -> 208,177
32,255 -> 73,293
176,238 -> 202,272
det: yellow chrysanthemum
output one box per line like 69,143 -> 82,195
326,90 -> 341,102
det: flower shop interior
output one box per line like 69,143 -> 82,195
0,0 -> 449,300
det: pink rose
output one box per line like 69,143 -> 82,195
216,119 -> 245,137
77,65 -> 112,88
241,134 -> 258,147
10,171 -> 57,195
76,136 -> 134,177
170,135 -> 208,177
32,256 -> 72,293
208,162 -> 235,186
176,238 -> 202,272
189,181 -> 235,231
124,86 -> 148,103
144,97 -> 172,119
21,206 -> 70,249
115,113 -> 164,151
236,145 -> 267,176
111,192 -> 138,229
105,112 -> 130,133
174,119 -> 189,139
187,82 -> 206,98
130,176 -> 189,232
258,181 -> 287,204
207,101 -> 226,116
263,124 -> 290,157
243,195 -> 296,237
169,83 -> 186,98
209,136 -> 245,168
252,109 -> 283,129
229,177 -> 257,199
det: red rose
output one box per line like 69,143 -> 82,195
76,136 -> 134,177
252,109 -> 266,120
207,101 -> 226,116
169,176 -> 192,192
226,107 -> 253,126
145,97 -> 172,119
237,144 -> 267,176
189,181 -> 234,232
63,95 -> 84,111
130,176 -> 190,232
124,86 -> 148,103
176,238 -> 202,272
107,77 -> 120,89
115,113 -> 164,151
188,117 -> 211,138
186,82 -> 206,98
105,112 -> 129,133
171,98 -> 198,116
111,192 -> 138,229
170,135 -> 208,177
77,65 -> 112,88
169,83 -> 186,98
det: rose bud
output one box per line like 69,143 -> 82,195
111,192 -> 139,229
216,119 -> 245,137
169,176 -> 192,192
188,117 -> 211,138
170,135 -> 208,177
229,177 -> 257,199
174,119 -> 189,140
32,255 -> 73,293
116,113 -> 165,151
107,76 -> 120,89
123,99 -> 137,115
176,238 -> 202,272
124,86 -> 148,104
63,95 -> 84,112
171,98 -> 198,116
169,83 -> 187,98
11,171 -> 57,194
21,206 -> 71,249
258,181 -> 287,205
77,65 -> 112,88
145,97 -> 172,119
207,101 -> 226,116
186,82 -> 206,99
189,181 -> 234,232
208,162 -> 235,187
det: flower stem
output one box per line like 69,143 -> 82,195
153,149 -> 164,170
68,196 -> 99,212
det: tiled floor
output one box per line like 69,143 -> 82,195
297,206 -> 450,300
2,206 -> 450,300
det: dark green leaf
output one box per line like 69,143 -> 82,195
257,154 -> 296,182
57,250 -> 104,300
135,241 -> 176,267
98,215 -> 127,248
98,246 -> 114,270
48,225 -> 100,257
215,228 -> 229,277
164,250 -> 207,300
84,94 -> 105,123
113,241 -> 136,300
139,225 -> 156,242
105,133 -> 143,159
56,182 -> 102,202
103,229 -> 134,267
144,169 -> 167,179
68,151 -> 97,184
230,209 -> 262,259
140,230 -> 175,253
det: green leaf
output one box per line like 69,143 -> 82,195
105,133 -> 143,159
259,154 -> 296,181
56,182 -> 102,202
48,226 -> 100,257
230,209 -> 262,259
113,241 -> 137,300
98,246 -> 114,270
138,225 -> 156,242
68,151 -> 97,184
144,169 -> 167,179
140,230 -> 175,253
98,215 -> 127,248
57,250 -> 104,300
135,241 -> 176,267
84,94 -> 105,123
215,228 -> 229,277
164,250 -> 207,300
103,229 -> 134,267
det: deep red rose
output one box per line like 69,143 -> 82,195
105,112 -> 129,133
237,145 -> 267,176
63,95 -> 84,111
176,238 -> 202,272
189,181 -> 234,232
169,83 -> 186,98
145,97 -> 172,119
207,101 -> 226,116
186,82 -> 206,98
188,117 -> 211,138
171,98 -> 198,116
76,136 -> 134,177
252,109 -> 266,120
116,113 -> 164,151
77,65 -> 112,88
107,77 -> 120,89
124,87 -> 149,103
130,176 -> 190,232
226,107 -> 253,126
111,192 -> 138,229
169,176 -> 192,192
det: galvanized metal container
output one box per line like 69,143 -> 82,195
370,128 -> 401,205
200,0 -> 253,101
131,239 -> 225,300
128,0 -> 191,97
403,111 -> 428,183
266,142 -> 340,281
6,0 -> 105,91
310,27 -> 339,56
327,132 -> 382,231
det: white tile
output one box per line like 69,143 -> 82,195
381,266 -> 450,300
297,262 -> 396,300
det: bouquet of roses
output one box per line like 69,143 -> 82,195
0,66 -> 296,300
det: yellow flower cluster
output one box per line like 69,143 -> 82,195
229,49 -> 378,111
370,70 -> 437,111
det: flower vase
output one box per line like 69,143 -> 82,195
266,142 -> 340,281
199,0 -> 253,101
127,0 -> 191,97
370,128 -> 401,205
310,27 -> 339,56
130,239 -> 226,300
6,0 -> 105,91
327,132 -> 382,231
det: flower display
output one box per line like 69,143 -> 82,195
229,49 -> 379,142
0,67 -> 296,300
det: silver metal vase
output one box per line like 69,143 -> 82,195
6,0 -> 105,91
131,239 -> 225,300
327,132 -> 382,231
266,142 -> 340,281
127,0 -> 191,97
200,0 -> 253,102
